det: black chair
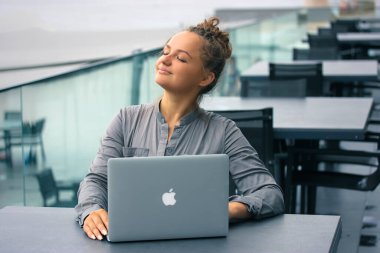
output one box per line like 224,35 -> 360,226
35,168 -> 79,207
9,118 -> 46,165
0,111 -> 22,167
331,20 -> 359,33
285,117 -> 380,214
0,139 -> 6,163
293,48 -> 339,61
307,33 -> 363,60
308,34 -> 338,48
269,62 -> 323,97
4,111 -> 22,121
292,48 -> 309,60
211,109 -> 274,195
242,79 -> 307,98
318,27 -> 335,36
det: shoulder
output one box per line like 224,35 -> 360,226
119,103 -> 155,119
199,108 -> 237,131
121,103 -> 154,114
200,108 -> 235,124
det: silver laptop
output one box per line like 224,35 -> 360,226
107,154 -> 229,242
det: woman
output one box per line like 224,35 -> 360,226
75,17 -> 284,240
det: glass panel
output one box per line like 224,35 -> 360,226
0,88 -> 24,208
21,60 -> 134,207
271,12 -> 306,61
215,11 -> 308,96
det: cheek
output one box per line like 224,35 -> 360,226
185,66 -> 204,80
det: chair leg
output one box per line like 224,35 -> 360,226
40,137 -> 46,162
4,137 -> 12,168
290,184 -> 297,214
285,149 -> 296,213
300,185 -> 307,214
307,186 -> 317,214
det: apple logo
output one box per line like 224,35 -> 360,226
162,188 -> 176,206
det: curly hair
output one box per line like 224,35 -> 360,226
186,17 -> 232,95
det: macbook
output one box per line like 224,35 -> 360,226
107,154 -> 229,242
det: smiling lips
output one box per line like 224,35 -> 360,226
157,66 -> 172,75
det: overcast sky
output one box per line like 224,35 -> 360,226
0,0 -> 306,32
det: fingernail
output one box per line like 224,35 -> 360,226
97,235 -> 103,240
102,230 -> 107,236
91,235 -> 96,240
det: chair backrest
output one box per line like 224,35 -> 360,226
292,48 -> 309,60
22,118 -> 45,136
269,62 -> 323,96
35,168 -> 58,207
3,111 -> 22,138
308,34 -> 338,48
331,20 -> 358,33
4,111 -> 21,121
309,48 -> 339,60
318,27 -> 334,36
33,118 -> 45,135
212,109 -> 274,195
293,48 -> 339,61
244,79 -> 307,98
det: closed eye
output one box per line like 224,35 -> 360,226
177,56 -> 187,63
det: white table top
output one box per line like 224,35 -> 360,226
240,60 -> 378,82
337,32 -> 380,43
338,17 -> 380,22
357,22 -> 380,30
201,96 -> 373,140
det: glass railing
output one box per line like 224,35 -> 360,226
0,8 -> 351,208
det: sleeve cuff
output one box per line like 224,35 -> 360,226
76,204 -> 103,227
229,195 -> 263,216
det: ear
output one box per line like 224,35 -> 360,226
199,71 -> 215,88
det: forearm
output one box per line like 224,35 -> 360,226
230,184 -> 284,219
75,110 -> 125,226
75,173 -> 108,226
224,120 -> 284,219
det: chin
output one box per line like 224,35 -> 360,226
155,79 -> 167,89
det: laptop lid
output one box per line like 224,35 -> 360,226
107,154 -> 229,242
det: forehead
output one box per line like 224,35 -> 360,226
166,31 -> 204,53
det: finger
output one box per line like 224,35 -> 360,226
88,216 -> 104,240
99,211 -> 109,231
83,224 -> 96,240
91,213 -> 108,236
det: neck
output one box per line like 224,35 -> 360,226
160,92 -> 198,126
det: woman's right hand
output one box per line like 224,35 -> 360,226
83,208 -> 109,240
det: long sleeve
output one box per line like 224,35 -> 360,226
75,110 -> 125,226
75,103 -> 285,225
223,120 -> 285,219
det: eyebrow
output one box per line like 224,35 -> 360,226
165,44 -> 193,59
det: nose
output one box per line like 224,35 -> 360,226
160,53 -> 172,66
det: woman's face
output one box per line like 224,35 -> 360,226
155,31 -> 214,96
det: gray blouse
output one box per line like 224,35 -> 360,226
75,101 -> 284,226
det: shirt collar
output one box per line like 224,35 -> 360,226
154,99 -> 201,126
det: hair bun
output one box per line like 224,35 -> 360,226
186,16 -> 232,95
191,17 -> 232,59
